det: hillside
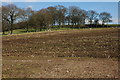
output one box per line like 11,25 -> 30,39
2,28 -> 119,78
3,28 -> 119,59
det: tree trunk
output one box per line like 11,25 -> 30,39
10,29 -> 13,34
10,14 -> 14,34
102,22 -> 105,27
2,30 -> 5,35
26,25 -> 29,32
68,21 -> 70,25
2,26 -> 5,35
40,27 -> 42,31
10,23 -> 13,34
34,26 -> 37,32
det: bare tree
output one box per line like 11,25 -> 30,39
2,4 -> 113,34
47,6 -> 57,27
87,10 -> 98,24
94,18 -> 99,24
69,6 -> 80,26
20,7 -> 34,32
99,12 -> 112,25
65,15 -> 71,25
29,8 -> 53,31
39,9 -> 53,30
2,4 -> 21,34
55,5 -> 67,28
80,10 -> 87,25
68,6 -> 87,28
2,6 -> 11,34
29,12 -> 39,32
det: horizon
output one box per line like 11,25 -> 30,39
2,2 -> 118,24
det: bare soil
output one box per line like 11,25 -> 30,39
2,28 -> 119,78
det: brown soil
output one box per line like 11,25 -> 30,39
2,28 -> 119,78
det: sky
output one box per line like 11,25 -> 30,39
1,0 -> 120,2
1,1 -> 119,24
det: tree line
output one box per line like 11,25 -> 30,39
2,4 -> 113,34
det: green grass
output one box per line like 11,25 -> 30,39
2,28 -> 72,35
2,27 -> 116,35
5,29 -> 35,34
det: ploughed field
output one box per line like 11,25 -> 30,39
2,28 -> 119,78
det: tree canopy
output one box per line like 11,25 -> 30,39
2,4 -> 113,34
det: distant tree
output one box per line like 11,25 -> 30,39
39,9 -> 53,30
68,6 -> 87,28
29,8 -> 53,31
20,7 -> 34,32
47,6 -> 57,26
2,19 -> 10,35
65,8 -> 71,25
2,6 -> 9,34
2,4 -> 113,34
2,4 -> 21,34
65,15 -> 71,25
0,6 -> 2,32
99,12 -> 112,25
80,10 -> 87,25
94,18 -> 99,25
69,6 -> 80,26
29,13 -> 38,32
55,5 -> 67,27
87,10 -> 98,24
